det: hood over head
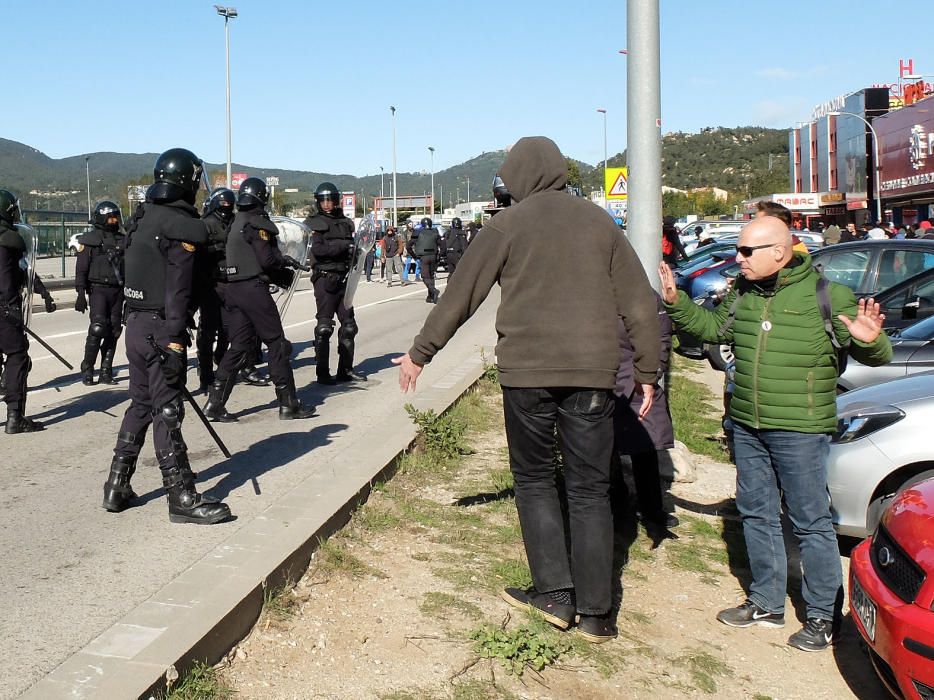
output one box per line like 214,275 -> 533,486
498,136 -> 568,203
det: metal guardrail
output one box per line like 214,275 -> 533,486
21,209 -> 90,277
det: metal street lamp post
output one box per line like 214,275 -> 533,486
379,166 -> 384,199
390,106 -> 397,227
85,156 -> 91,217
597,108 -> 608,190
829,111 -> 882,224
466,177 -> 470,203
215,5 -> 238,189
428,146 -> 435,216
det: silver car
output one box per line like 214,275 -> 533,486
838,315 -> 934,391
828,371 -> 934,537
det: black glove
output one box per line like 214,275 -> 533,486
75,290 -> 87,314
160,347 -> 187,389
283,255 -> 310,272
271,267 -> 295,290
43,295 -> 56,313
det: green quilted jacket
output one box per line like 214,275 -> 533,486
665,254 -> 893,433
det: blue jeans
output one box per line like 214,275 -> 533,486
502,386 -> 615,615
733,422 -> 841,621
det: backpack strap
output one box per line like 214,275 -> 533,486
815,275 -> 842,349
716,291 -> 742,337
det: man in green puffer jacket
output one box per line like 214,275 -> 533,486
658,216 -> 892,652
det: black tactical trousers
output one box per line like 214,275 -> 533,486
313,272 -> 353,323
217,278 -> 291,386
113,312 -> 187,469
196,285 -> 229,371
89,285 -> 124,350
419,254 -> 438,299
0,316 -> 29,411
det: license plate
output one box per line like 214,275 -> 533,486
851,575 -> 877,642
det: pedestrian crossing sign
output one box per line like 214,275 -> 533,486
605,167 -> 628,200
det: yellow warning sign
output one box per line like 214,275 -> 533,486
605,167 -> 628,200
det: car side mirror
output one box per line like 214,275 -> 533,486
903,295 -> 921,320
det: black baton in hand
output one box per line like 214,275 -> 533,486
145,335 -> 232,459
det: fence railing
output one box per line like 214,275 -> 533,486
21,209 -> 91,277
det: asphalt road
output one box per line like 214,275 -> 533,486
1,273 -> 500,699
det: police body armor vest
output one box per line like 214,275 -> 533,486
224,211 -> 264,282
123,201 -> 206,311
79,227 -> 125,286
414,228 -> 438,255
309,214 -> 354,274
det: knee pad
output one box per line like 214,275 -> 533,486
155,398 -> 187,455
338,319 -> 358,341
89,322 -> 109,339
314,321 -> 335,344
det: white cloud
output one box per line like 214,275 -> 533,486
757,67 -> 797,80
752,99 -> 809,127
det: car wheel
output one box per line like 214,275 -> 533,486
866,468 -> 934,533
705,343 -> 734,372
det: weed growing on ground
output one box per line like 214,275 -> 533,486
470,623 -> 571,675
489,468 -> 514,494
405,404 -> 468,460
314,539 -> 387,580
420,591 -> 484,620
162,661 -> 234,700
488,559 -> 533,590
675,647 -> 733,694
261,577 -> 298,624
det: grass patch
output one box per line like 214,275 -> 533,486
470,623 -> 571,675
489,467 -> 514,494
420,591 -> 483,620
488,559 -> 533,590
261,578 -> 298,624
354,503 -> 402,533
668,360 -> 729,462
163,661 -> 234,700
675,647 -> 732,694
315,539 -> 387,580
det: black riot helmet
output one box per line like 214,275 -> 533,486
92,200 -> 122,230
205,187 -> 236,220
150,148 -> 204,204
420,217 -> 433,229
451,217 -> 463,230
237,177 -> 269,209
314,182 -> 341,207
0,189 -> 20,225
492,175 -> 512,208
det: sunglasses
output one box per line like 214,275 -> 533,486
737,242 -> 778,257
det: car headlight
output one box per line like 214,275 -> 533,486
832,405 -> 905,443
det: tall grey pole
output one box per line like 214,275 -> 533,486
597,109 -> 608,189
391,106 -> 398,227
428,146 -> 435,216
224,15 -> 232,189
626,2 -> 663,291
380,166 -> 384,199
466,177 -> 470,202
85,156 -> 91,217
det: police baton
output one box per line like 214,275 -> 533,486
24,326 -> 74,370
145,335 -> 232,459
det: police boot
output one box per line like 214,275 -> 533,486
336,321 -> 365,383
204,375 -> 238,423
275,381 -> 316,420
99,346 -> 118,385
196,350 -> 215,394
5,408 -> 44,434
162,463 -> 231,525
102,455 -> 138,512
239,365 -> 269,386
80,336 -> 101,386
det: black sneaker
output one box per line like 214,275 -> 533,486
716,599 -> 785,628
787,617 -> 834,652
500,587 -> 574,630
576,613 -> 618,644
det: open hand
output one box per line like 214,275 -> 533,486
839,297 -> 885,344
392,353 -> 423,393
657,263 -> 679,304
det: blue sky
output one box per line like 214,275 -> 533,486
6,0 -> 929,175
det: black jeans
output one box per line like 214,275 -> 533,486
502,386 -> 615,615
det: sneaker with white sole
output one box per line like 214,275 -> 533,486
716,599 -> 785,628
787,617 -> 834,651
500,587 -> 574,630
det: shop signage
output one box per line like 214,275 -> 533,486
819,192 -> 845,205
823,205 -> 847,215
772,193 -> 820,210
847,200 -> 868,211
876,96 -> 934,198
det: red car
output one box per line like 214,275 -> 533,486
850,476 -> 934,699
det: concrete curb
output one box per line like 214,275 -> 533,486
22,348 -> 493,700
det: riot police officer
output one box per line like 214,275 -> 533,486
194,188 -> 234,393
103,148 -> 231,524
445,217 -> 470,278
413,216 -> 442,304
203,177 -> 314,421
0,189 -> 46,433
305,182 -> 364,384
75,200 -> 126,385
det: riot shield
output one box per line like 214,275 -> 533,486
343,213 -> 377,309
270,216 -> 312,318
16,223 -> 37,328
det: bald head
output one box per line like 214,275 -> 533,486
736,217 -> 794,280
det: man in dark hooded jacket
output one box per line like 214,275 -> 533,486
393,136 -> 660,642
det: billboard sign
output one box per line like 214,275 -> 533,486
231,172 -> 248,189
876,95 -> 934,198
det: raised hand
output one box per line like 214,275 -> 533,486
838,297 -> 885,344
657,262 -> 679,304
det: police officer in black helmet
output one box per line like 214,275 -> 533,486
75,200 -> 126,386
305,182 -> 364,384
103,148 -> 232,524
413,216 -> 442,303
203,177 -> 314,422
0,188 -> 49,433
445,217 -> 470,279
193,188 -> 234,393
